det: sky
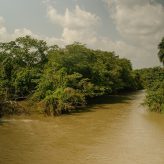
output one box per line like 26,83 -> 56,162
0,0 -> 164,68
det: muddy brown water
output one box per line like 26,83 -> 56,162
0,91 -> 164,164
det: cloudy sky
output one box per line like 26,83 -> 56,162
0,0 -> 164,68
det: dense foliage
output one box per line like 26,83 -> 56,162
136,67 -> 164,113
141,37 -> 164,113
0,36 -> 141,116
133,37 -> 164,113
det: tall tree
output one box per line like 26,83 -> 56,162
158,37 -> 164,65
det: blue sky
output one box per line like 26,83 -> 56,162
0,0 -> 164,68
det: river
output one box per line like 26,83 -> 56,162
0,90 -> 164,164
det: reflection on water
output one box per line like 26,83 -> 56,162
0,91 -> 164,164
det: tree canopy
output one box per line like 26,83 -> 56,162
0,36 -> 142,116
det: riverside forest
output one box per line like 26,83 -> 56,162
0,36 -> 164,117
0,36 -> 164,164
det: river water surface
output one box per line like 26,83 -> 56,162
0,91 -> 164,164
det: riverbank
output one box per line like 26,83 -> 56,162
0,90 -> 142,118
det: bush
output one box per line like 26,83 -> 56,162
43,87 -> 85,115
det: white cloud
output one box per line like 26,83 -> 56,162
0,4 -> 99,46
47,5 -> 99,29
47,5 -> 100,44
103,0 -> 164,67
0,17 -> 37,42
0,16 -> 64,46
61,27 -> 97,45
105,0 -> 164,47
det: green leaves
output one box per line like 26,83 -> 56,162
145,84 -> 164,112
43,87 -> 85,115
158,37 -> 164,65
0,36 -> 138,116
140,67 -> 164,113
0,36 -> 48,100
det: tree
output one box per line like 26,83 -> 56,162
0,36 -> 140,116
158,37 -> 164,65
0,36 -> 49,100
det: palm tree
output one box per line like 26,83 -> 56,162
158,37 -> 164,66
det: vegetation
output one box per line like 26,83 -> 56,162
136,67 -> 164,113
1,36 -> 163,116
135,37 -> 164,113
0,36 -> 141,117
158,37 -> 164,66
